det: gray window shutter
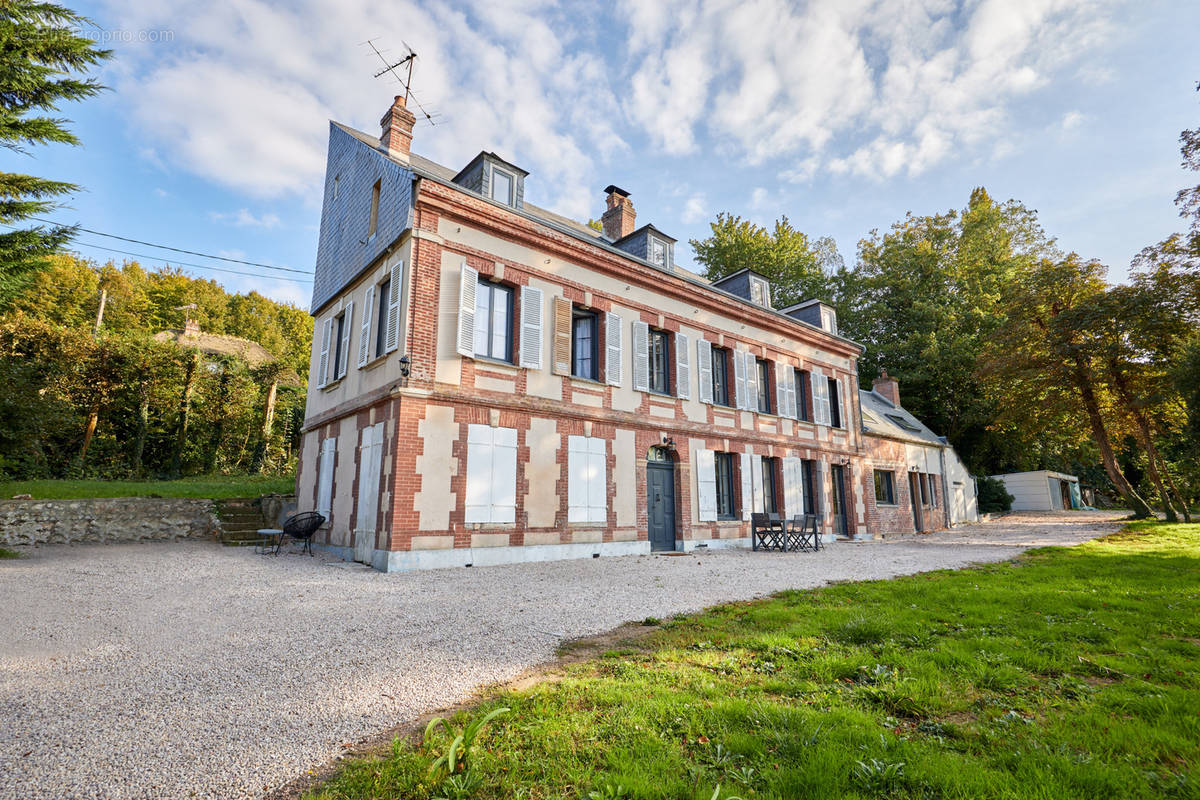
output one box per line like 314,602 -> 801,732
696,339 -> 713,404
695,448 -> 717,522
739,451 -> 754,520
632,320 -> 649,392
317,317 -> 332,387
675,332 -> 690,400
337,300 -> 353,379
357,285 -> 374,368
733,348 -> 747,409
811,369 -> 831,426
835,375 -> 846,428
776,361 -> 796,418
744,351 -> 758,412
750,454 -> 764,513
384,261 -> 403,354
783,457 -> 802,517
519,285 -> 543,369
605,312 -> 623,386
456,262 -> 478,358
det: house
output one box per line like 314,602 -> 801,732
296,95 -> 974,571
992,470 -> 1081,511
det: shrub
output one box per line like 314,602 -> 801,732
977,476 -> 1014,513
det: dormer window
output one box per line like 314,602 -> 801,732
648,236 -> 667,267
490,167 -> 515,206
750,276 -> 770,307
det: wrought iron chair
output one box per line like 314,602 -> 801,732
278,511 -> 325,557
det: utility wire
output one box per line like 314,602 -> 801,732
28,216 -> 311,275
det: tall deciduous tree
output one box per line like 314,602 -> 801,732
0,2 -> 109,306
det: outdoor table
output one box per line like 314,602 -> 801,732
255,528 -> 284,555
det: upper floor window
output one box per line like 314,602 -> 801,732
491,167 -> 515,206
648,236 -> 667,267
750,276 -> 770,307
572,308 -> 599,380
711,347 -> 730,406
649,328 -> 671,394
367,179 -> 381,239
332,174 -> 340,201
795,368 -> 811,421
331,310 -> 347,379
374,277 -> 391,359
828,376 -> 842,428
874,470 -> 896,505
715,452 -> 737,519
474,279 -> 513,362
756,358 -> 772,414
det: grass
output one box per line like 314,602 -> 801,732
0,546 -> 21,559
0,474 -> 295,500
306,521 -> 1200,800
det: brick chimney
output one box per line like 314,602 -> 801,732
601,185 -> 635,240
873,370 -> 900,407
379,95 -> 416,163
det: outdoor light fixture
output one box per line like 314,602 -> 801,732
399,354 -> 411,377
662,436 -> 675,448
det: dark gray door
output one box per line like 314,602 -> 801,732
830,464 -> 849,538
647,462 -> 676,551
909,472 -> 924,531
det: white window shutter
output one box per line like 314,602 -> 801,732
814,461 -> 826,516
456,263 -> 478,358
384,261 -> 403,354
491,426 -> 518,523
751,455 -> 764,513
783,457 -> 801,517
358,285 -> 375,367
587,437 -> 607,523
518,285 -> 543,369
337,301 -> 354,379
775,362 -> 787,418
316,437 -> 336,519
812,369 -> 831,426
696,339 -> 713,404
632,320 -> 650,392
740,452 -> 754,520
733,349 -> 747,409
696,449 -> 717,522
836,376 -> 847,429
744,352 -> 758,412
567,435 -> 586,523
675,332 -> 690,400
464,424 -> 493,523
317,317 -> 332,387
605,312 -> 623,386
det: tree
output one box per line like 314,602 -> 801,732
690,213 -> 840,309
1176,81 -> 1200,256
0,2 -> 109,307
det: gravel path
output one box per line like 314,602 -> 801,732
0,511 -> 1123,799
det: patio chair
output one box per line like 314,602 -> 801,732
788,514 -> 821,552
751,512 -> 784,551
278,511 -> 325,557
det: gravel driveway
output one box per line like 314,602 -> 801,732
0,511 -> 1123,799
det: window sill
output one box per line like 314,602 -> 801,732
566,521 -> 607,527
361,351 -> 391,371
876,503 -> 899,508
647,390 -> 675,400
568,375 -> 606,389
320,377 -> 345,392
471,355 -> 519,373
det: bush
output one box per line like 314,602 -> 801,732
977,476 -> 1014,513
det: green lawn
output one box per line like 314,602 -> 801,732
0,474 -> 295,500
307,522 -> 1200,800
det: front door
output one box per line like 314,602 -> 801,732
830,464 -> 849,538
353,422 -> 383,564
647,459 -> 676,552
909,472 -> 924,531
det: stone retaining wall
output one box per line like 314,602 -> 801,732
0,498 -> 220,547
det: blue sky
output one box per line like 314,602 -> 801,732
13,0 -> 1200,310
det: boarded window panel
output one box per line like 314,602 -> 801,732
739,451 -> 754,520
551,296 -> 572,375
695,448 -> 717,522
456,263 -> 478,358
567,435 -> 587,523
357,285 -> 374,367
587,437 -> 607,522
675,332 -> 691,400
632,320 -> 650,392
464,424 -> 494,523
337,301 -> 354,379
316,437 -> 336,519
317,317 -> 332,387
696,339 -> 713,404
733,348 -> 747,409
491,426 -> 518,523
605,312 -> 623,386
384,261 -> 404,354
519,285 -> 543,369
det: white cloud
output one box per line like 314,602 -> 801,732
681,192 -> 707,223
1060,110 -> 1086,131
209,209 -> 283,229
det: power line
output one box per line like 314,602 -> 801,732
28,216 -> 311,275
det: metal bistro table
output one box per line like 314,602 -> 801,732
255,528 -> 284,556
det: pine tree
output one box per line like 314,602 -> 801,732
0,1 -> 109,307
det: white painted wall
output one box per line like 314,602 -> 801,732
993,471 -> 1078,511
943,446 -> 978,524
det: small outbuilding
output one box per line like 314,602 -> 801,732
991,470 -> 1081,511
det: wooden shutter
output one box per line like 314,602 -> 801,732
674,332 -> 690,400
337,301 -> 353,379
317,317 -> 332,387
733,348 -> 747,409
632,320 -> 650,392
783,457 -> 802,517
357,285 -> 374,367
696,339 -> 713,404
456,263 -> 478,358
835,376 -> 847,429
491,426 -> 518,523
744,352 -> 758,412
551,296 -> 572,375
775,362 -> 788,418
355,424 -> 382,533
605,312 -> 623,386
695,449 -> 717,522
813,460 -> 826,516
750,454 -> 764,513
587,437 -> 607,522
316,436 -> 336,519
464,424 -> 493,523
384,261 -> 403,354
811,369 -> 830,425
739,452 -> 754,520
519,285 -> 543,369
568,435 -> 586,523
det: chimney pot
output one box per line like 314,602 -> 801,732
873,370 -> 900,407
601,185 -> 635,240
379,95 -> 417,164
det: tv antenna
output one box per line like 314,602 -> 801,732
363,39 -> 438,126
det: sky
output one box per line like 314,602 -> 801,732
12,0 -> 1200,311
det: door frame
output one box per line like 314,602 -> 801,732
646,451 -> 677,552
830,464 -> 850,538
909,471 -> 924,532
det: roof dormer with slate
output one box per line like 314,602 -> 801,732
452,151 -> 528,211
711,268 -> 773,310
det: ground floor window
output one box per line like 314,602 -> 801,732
802,460 -> 816,515
874,469 -> 896,505
715,452 -> 736,519
465,424 -> 518,523
761,456 -> 779,514
568,435 -> 607,522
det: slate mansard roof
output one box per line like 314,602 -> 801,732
858,389 -> 945,447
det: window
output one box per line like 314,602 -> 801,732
828,376 -> 842,428
715,452 -> 736,519
367,179 -> 381,239
375,277 -> 390,359
750,276 -> 770,307
648,236 -> 667,267
649,329 -> 671,394
464,424 -> 518,523
761,457 -> 779,514
332,174 -> 340,200
795,369 -> 811,421
473,279 -> 513,362
711,347 -> 730,406
802,460 -> 816,515
331,311 -> 347,379
491,167 -> 514,205
919,473 -> 929,505
756,359 -> 772,413
874,470 -> 896,505
568,436 -> 607,523
571,309 -> 599,380
886,412 -> 922,433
